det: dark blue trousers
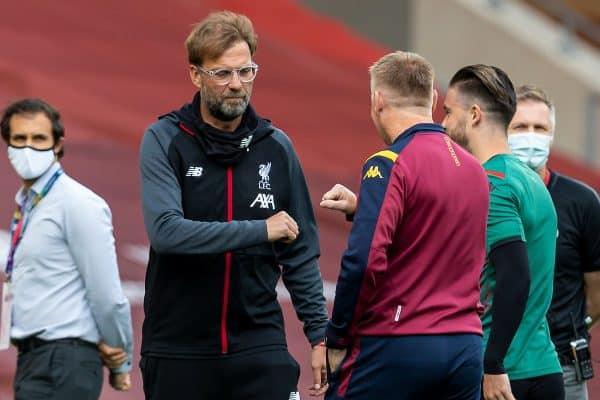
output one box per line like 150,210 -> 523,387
326,334 -> 482,400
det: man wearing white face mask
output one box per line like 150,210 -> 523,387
507,128 -> 553,171
508,85 -> 600,400
0,98 -> 134,399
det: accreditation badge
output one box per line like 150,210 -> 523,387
0,281 -> 12,350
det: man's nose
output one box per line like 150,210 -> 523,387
227,71 -> 243,89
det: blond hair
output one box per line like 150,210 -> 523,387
369,51 -> 434,108
516,84 -> 556,128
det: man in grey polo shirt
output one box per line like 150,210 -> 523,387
0,98 -> 134,399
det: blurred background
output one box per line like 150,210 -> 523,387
0,0 -> 598,398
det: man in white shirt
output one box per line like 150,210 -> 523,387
0,98 -> 134,399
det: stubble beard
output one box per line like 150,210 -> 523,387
449,124 -> 472,155
203,86 -> 250,122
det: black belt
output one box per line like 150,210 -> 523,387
12,337 -> 97,355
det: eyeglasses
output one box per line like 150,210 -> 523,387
196,63 -> 259,85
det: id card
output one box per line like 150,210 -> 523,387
0,282 -> 12,350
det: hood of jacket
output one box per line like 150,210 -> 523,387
165,92 -> 274,166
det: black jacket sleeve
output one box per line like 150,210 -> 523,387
272,129 -> 328,346
140,119 -> 268,254
484,237 -> 530,374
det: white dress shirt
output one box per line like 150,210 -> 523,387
9,162 -> 133,372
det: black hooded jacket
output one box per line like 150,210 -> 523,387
139,93 -> 327,357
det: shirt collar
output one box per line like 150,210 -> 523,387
15,162 -> 62,206
392,123 -> 445,145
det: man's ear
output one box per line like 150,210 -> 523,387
432,88 -> 439,114
373,90 -> 385,113
470,104 -> 482,127
54,137 -> 64,159
189,65 -> 202,89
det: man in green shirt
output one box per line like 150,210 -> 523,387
442,65 -> 563,400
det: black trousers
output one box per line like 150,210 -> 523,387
14,341 -> 103,400
510,372 -> 565,400
141,349 -> 300,400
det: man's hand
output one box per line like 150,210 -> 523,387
483,373 -> 515,400
308,344 -> 328,397
109,372 -> 131,391
266,211 -> 299,243
584,271 -> 600,328
98,341 -> 127,369
327,348 -> 347,376
320,184 -> 357,215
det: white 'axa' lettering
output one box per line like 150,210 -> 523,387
250,193 -> 275,210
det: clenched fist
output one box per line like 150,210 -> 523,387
109,372 -> 131,391
320,184 -> 357,215
266,211 -> 299,243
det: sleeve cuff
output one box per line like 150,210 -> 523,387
307,325 -> 327,347
258,220 -> 269,242
483,357 -> 506,375
326,323 -> 350,349
110,355 -> 133,374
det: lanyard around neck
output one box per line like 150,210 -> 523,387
4,169 -> 63,281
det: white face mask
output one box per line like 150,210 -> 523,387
507,131 -> 553,170
7,146 -> 56,180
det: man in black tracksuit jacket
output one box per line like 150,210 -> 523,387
138,11 -> 328,400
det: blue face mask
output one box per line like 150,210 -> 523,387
508,131 -> 553,170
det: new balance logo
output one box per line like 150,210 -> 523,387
185,166 -> 203,177
289,392 -> 300,400
240,135 -> 253,149
250,193 -> 275,210
363,165 -> 383,179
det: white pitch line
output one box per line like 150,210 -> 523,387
120,243 -> 149,266
0,232 -> 336,305
121,280 -> 146,306
121,244 -> 336,304
0,229 -> 147,305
